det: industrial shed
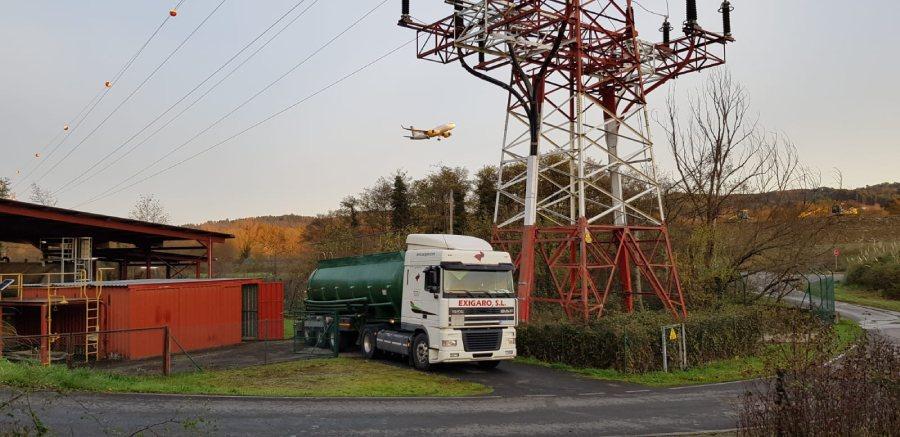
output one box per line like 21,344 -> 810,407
0,199 -> 284,364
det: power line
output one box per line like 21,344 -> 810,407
74,38 -> 413,209
53,0 -> 316,196
75,0 -> 389,205
31,0 -> 226,188
11,1 -> 185,190
633,0 -> 670,19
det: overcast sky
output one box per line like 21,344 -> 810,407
1,0 -> 897,224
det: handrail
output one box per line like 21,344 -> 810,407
0,273 -> 24,300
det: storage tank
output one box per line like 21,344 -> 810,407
306,251 -> 404,322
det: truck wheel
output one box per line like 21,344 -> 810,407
411,333 -> 431,371
477,360 -> 501,370
362,330 -> 380,359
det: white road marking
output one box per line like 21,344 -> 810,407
577,392 -> 606,396
625,389 -> 651,394
667,378 -> 762,390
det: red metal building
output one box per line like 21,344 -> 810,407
0,199 -> 284,363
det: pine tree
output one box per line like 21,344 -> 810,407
473,166 -> 498,220
390,172 -> 411,231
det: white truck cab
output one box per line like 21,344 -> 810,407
397,235 -> 518,368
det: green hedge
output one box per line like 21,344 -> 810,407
517,304 -> 784,373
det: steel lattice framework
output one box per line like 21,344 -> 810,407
401,0 -> 732,321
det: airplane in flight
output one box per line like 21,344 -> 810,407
402,122 -> 456,141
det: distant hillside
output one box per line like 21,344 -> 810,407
187,214 -> 315,231
810,182 -> 898,207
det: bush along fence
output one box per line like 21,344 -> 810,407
516,304 -> 800,373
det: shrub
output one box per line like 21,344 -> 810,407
739,336 -> 900,435
847,254 -> 900,300
517,304 -> 797,373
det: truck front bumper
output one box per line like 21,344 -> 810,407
430,327 -> 517,363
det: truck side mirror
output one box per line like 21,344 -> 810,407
424,267 -> 440,293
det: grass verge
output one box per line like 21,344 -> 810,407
0,357 -> 490,397
283,318 -> 295,339
518,319 -> 863,387
834,282 -> 900,312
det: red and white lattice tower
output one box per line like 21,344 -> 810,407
400,0 -> 733,321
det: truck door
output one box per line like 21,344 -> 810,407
404,265 -> 439,328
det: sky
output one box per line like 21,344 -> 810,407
1,0 -> 897,224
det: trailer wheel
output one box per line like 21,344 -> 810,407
411,333 -> 431,371
302,328 -> 318,347
362,330 -> 380,359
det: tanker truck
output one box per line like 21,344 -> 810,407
304,234 -> 517,370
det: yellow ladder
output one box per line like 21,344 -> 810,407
82,269 -> 102,362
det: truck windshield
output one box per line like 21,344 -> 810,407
442,270 -> 514,297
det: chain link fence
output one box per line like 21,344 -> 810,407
1,314 -> 342,376
291,310 -> 340,359
1,327 -> 170,374
803,270 -> 836,323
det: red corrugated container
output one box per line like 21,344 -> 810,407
14,278 -> 284,360
114,280 -> 243,359
257,282 -> 284,340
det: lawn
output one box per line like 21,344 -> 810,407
834,282 -> 900,312
518,319 -> 863,387
283,318 -> 295,339
0,357 -> 490,397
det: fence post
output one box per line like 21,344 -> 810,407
263,319 -> 269,365
66,332 -> 74,369
40,304 -> 50,366
162,326 -> 171,376
661,327 -> 668,373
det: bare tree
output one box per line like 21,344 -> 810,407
129,194 -> 170,224
28,183 -> 57,207
660,70 -> 831,302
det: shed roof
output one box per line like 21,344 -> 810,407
0,198 -> 232,246
22,278 -> 252,288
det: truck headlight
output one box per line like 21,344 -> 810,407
507,338 -> 516,346
442,340 -> 458,347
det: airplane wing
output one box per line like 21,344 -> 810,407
401,125 -> 427,134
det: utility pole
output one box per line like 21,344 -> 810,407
448,189 -> 454,235
401,1 -> 734,321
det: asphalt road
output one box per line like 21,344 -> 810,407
782,274 -> 900,345
2,362 -> 751,436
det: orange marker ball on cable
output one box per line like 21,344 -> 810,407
170,9 -> 178,17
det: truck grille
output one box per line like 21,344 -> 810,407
464,308 -> 504,315
451,307 -> 515,326
462,329 -> 502,352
